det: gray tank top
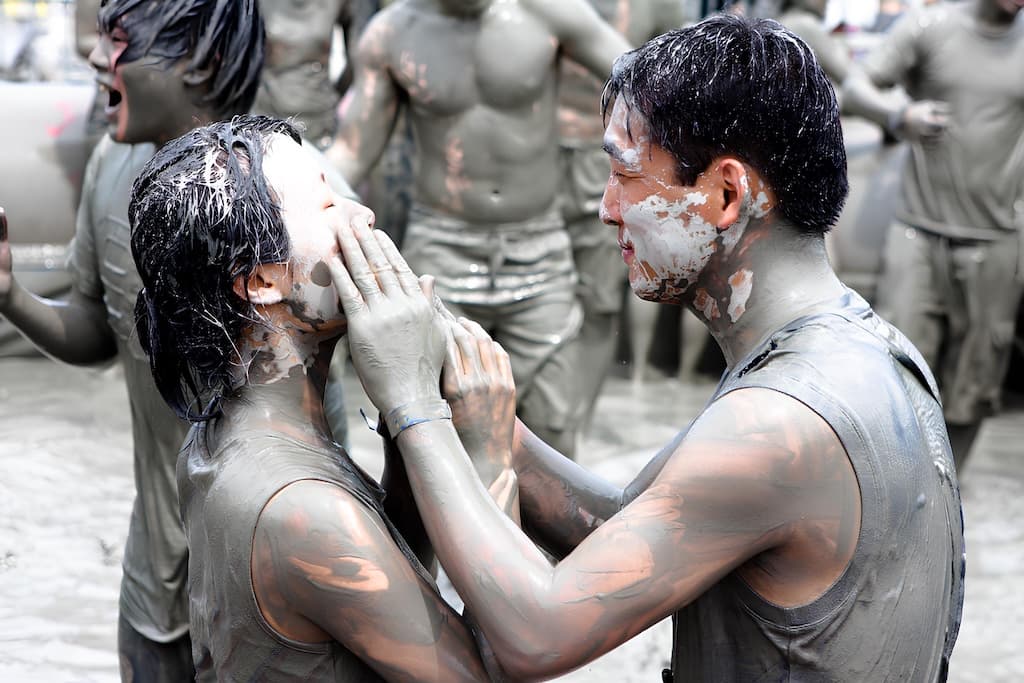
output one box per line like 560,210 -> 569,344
669,289 -> 965,682
179,424 -> 431,681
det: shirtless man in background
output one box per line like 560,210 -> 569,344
327,0 -> 629,457
252,0 -> 378,150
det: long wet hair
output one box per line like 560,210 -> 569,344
602,14 -> 848,235
131,115 -> 301,421
98,0 -> 265,117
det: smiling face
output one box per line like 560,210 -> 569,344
88,22 -> 199,145
599,99 -> 734,305
261,135 -> 373,332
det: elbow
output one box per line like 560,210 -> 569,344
487,624 -> 588,682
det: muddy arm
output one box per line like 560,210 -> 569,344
0,209 -> 117,365
325,12 -> 402,187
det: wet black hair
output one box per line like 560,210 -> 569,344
131,115 -> 302,421
602,14 -> 848,235
98,0 -> 264,117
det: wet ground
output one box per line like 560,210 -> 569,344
1,355 -> 1021,681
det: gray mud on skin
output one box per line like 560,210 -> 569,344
1,357 -> 1021,681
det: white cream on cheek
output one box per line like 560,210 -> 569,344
622,190 -> 717,298
264,138 -> 341,323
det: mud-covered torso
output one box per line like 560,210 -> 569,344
383,0 -> 565,221
180,422 -> 403,681
863,5 -> 1024,235
670,290 -> 965,682
253,0 -> 351,143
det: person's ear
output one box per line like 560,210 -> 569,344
182,64 -> 215,88
713,157 -> 748,230
232,264 -> 290,305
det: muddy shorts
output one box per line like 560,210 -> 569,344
402,203 -> 582,446
560,143 -> 623,316
875,221 -> 1024,425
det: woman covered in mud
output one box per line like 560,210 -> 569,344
129,114 -> 512,682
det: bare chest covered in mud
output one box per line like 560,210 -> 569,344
392,9 -> 558,117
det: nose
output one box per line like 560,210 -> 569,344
599,180 -> 620,229
88,34 -> 111,73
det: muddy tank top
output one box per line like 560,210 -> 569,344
669,289 -> 965,682
178,424 -> 432,681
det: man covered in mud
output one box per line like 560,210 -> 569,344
131,114 -> 514,681
252,0 -> 378,150
0,1 -> 350,679
842,0 -> 1024,468
334,15 -> 966,681
326,0 -> 630,457
557,0 -> 695,416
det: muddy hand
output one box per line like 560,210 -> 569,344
442,317 -> 517,471
0,207 -> 12,310
900,100 -> 951,144
329,215 -> 446,412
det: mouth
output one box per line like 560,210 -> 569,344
97,80 -> 123,123
618,229 -> 633,255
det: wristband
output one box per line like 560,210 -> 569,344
384,396 -> 452,439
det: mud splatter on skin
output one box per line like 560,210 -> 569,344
310,261 -> 332,287
727,269 -> 753,323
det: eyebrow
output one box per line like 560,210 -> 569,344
602,141 -> 629,165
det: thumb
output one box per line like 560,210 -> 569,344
418,274 -> 435,300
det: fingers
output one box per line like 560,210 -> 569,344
374,230 -> 422,296
327,253 -> 367,318
350,216 -> 404,296
494,340 -> 514,386
335,220 -> 385,304
459,317 -> 496,376
0,207 -> 7,242
450,317 -> 481,376
441,320 -> 463,395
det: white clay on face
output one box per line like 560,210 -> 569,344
262,135 -> 345,325
622,191 -> 717,299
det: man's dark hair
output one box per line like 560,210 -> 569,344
98,0 -> 265,116
602,14 -> 848,234
131,115 -> 302,421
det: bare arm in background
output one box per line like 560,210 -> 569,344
335,0 -> 380,95
325,10 -> 402,187
0,205 -> 117,366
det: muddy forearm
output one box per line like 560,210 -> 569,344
841,73 -> 902,133
380,432 -> 435,571
512,420 -> 622,557
1,283 -> 117,364
396,420 -> 559,675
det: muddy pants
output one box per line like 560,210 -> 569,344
118,615 -> 194,683
403,202 -> 582,457
875,222 -> 1024,425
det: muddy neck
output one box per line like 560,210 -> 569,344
218,326 -> 342,448
687,217 -> 846,369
